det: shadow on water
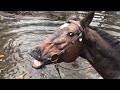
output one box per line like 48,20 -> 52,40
0,11 -> 120,79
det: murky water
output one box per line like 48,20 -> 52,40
0,11 -> 120,79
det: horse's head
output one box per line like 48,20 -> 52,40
30,11 -> 95,69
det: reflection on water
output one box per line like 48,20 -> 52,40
0,11 -> 120,79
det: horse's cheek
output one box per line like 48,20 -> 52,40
62,43 -> 80,63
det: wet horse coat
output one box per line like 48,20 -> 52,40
80,26 -> 120,79
30,12 -> 120,79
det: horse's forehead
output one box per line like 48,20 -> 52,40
67,24 -> 80,33
60,23 -> 80,32
49,22 -> 81,42
60,23 -> 69,29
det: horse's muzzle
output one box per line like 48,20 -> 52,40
29,47 -> 43,69
29,47 -> 61,69
29,47 -> 53,69
29,47 -> 42,61
32,58 -> 52,69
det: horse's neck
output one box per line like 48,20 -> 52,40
89,26 -> 120,54
81,27 -> 120,79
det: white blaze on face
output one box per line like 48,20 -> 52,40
60,23 -> 69,29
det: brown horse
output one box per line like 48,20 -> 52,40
30,11 -> 120,79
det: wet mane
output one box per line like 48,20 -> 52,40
89,26 -> 120,54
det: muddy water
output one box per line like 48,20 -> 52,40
0,11 -> 120,79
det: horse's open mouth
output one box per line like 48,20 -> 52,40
32,59 -> 43,69
32,58 -> 53,69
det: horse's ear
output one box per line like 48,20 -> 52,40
80,11 -> 95,29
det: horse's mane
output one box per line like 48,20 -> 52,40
89,26 -> 120,54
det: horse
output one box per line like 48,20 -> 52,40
30,11 -> 120,79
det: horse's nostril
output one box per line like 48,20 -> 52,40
51,54 -> 59,61
30,47 -> 42,60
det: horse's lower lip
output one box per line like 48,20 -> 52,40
32,59 -> 43,68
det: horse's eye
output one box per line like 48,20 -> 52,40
67,32 -> 75,37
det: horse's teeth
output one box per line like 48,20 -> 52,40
33,59 -> 42,67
